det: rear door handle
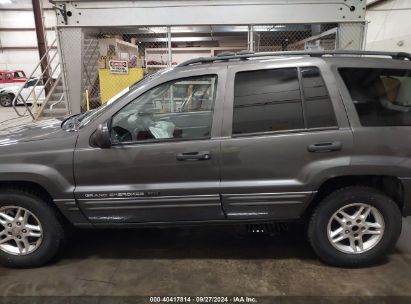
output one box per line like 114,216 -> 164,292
176,151 -> 211,161
307,141 -> 342,153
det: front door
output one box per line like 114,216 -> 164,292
74,74 -> 225,223
220,64 -> 353,220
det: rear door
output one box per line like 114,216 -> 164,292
220,60 -> 353,220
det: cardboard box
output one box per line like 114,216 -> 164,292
108,55 -> 119,62
98,56 -> 107,69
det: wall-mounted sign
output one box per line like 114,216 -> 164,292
109,60 -> 129,74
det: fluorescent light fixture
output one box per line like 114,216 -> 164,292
0,0 -> 13,4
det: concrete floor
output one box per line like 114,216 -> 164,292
0,218 -> 409,297
0,108 -> 411,299
0,106 -> 33,128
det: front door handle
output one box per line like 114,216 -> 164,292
307,141 -> 342,153
176,151 -> 211,161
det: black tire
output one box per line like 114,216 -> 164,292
0,190 -> 65,268
0,94 -> 14,107
308,186 -> 402,267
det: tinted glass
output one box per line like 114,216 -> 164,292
111,75 -> 217,143
301,67 -> 337,128
14,71 -> 24,78
340,68 -> 411,126
26,79 -> 38,87
233,68 -> 304,135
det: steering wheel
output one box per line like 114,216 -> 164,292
112,126 -> 132,143
112,111 -> 156,142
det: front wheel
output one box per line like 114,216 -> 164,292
308,186 -> 402,267
0,190 -> 65,268
0,94 -> 14,107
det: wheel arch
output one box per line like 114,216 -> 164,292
305,175 -> 406,218
0,92 -> 15,97
0,180 -> 54,205
0,180 -> 77,227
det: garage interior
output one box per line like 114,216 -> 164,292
0,0 -> 411,301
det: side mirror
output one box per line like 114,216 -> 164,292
91,122 -> 112,148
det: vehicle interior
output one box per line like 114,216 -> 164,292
339,68 -> 411,126
110,75 -> 217,143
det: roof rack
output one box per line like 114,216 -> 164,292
177,50 -> 411,67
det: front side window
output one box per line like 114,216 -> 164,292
340,68 -> 411,126
232,68 -> 304,135
111,75 -> 217,144
5,74 -> 11,81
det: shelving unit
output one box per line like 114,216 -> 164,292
98,38 -> 139,61
144,47 -> 245,69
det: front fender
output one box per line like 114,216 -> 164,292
0,164 -> 74,199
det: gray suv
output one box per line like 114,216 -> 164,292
0,51 -> 410,268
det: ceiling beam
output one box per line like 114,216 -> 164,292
53,0 -> 366,27
0,46 -> 57,50
0,28 -> 54,31
0,7 -> 54,11
366,0 -> 388,8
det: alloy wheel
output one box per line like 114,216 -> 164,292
0,206 -> 43,255
327,203 -> 385,254
0,95 -> 12,107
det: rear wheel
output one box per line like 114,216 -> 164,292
0,190 -> 65,268
308,186 -> 402,267
0,94 -> 14,107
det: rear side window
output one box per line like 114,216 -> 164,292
301,67 -> 337,128
232,67 -> 337,135
233,68 -> 304,134
14,71 -> 24,78
340,68 -> 411,126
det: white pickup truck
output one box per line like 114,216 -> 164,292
0,78 -> 45,107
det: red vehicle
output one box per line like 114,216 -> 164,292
0,70 -> 27,89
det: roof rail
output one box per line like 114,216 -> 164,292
177,50 -> 411,67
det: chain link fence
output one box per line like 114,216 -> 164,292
252,24 -> 338,52
81,27 -> 168,110
78,23 -> 365,111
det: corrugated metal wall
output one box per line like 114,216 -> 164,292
0,0 -> 56,74
366,0 -> 411,52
